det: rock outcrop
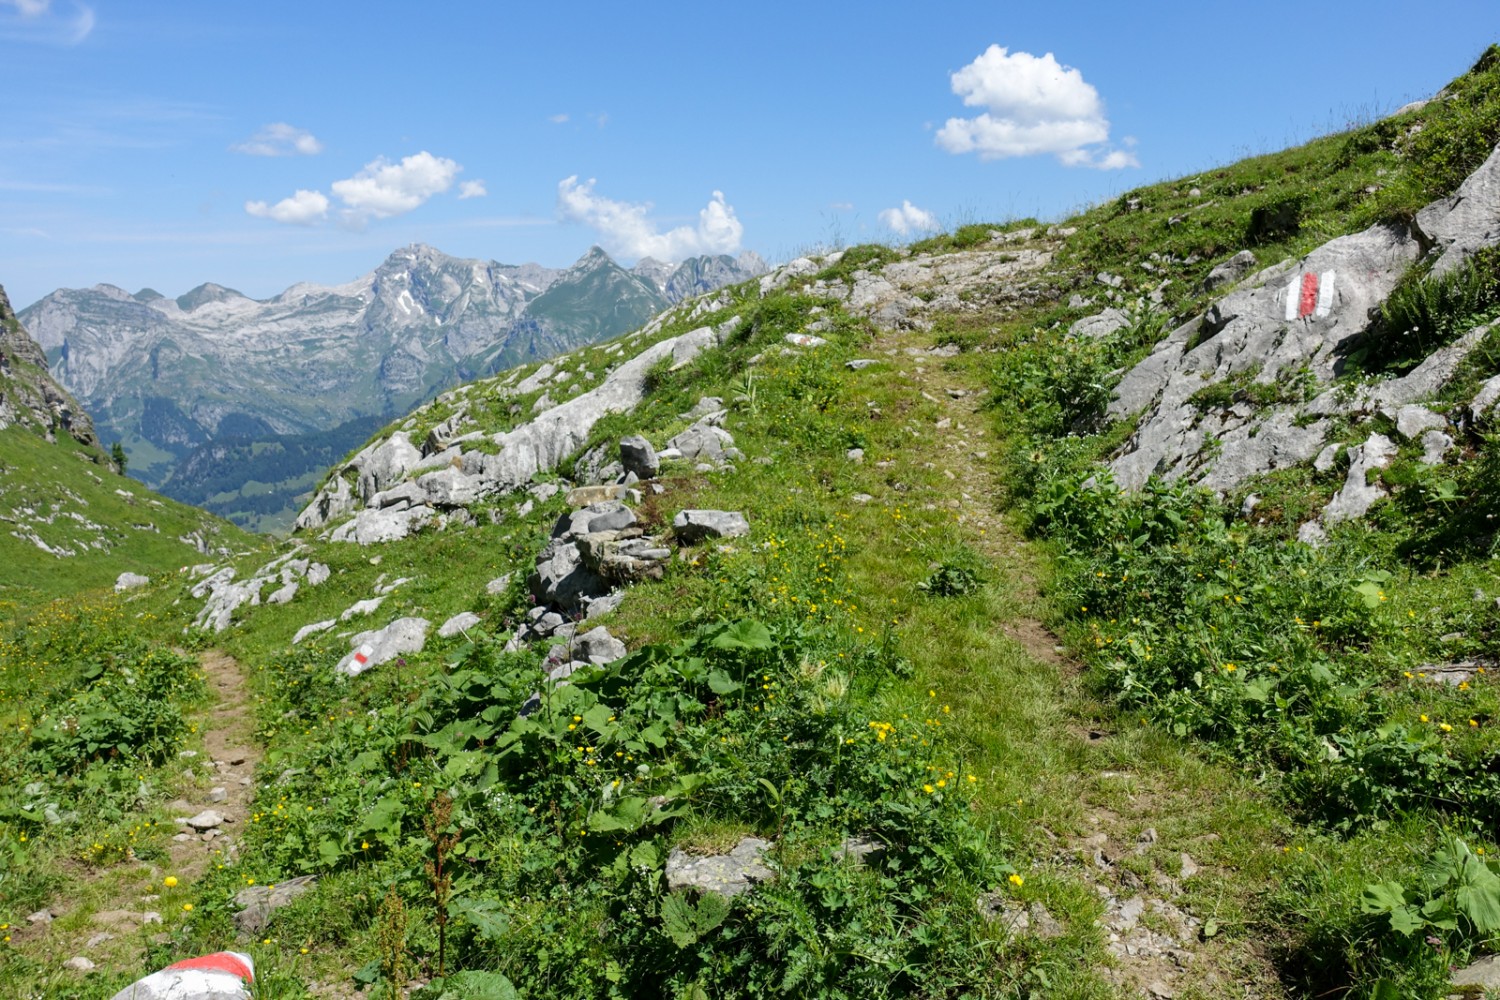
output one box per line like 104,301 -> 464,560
1099,141 -> 1500,539
0,283 -> 102,451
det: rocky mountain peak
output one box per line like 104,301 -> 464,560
176,282 -> 250,312
571,245 -> 615,271
0,283 -> 102,452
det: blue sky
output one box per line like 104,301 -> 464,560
1,0 -> 1496,309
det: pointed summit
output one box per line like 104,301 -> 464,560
570,245 -> 615,271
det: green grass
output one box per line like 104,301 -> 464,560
0,427 -> 258,610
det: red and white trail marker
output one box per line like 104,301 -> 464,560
109,951 -> 254,1000
351,643 -> 374,670
1284,270 -> 1337,321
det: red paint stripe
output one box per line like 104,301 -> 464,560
1298,271 -> 1319,318
354,652 -> 369,664
167,952 -> 255,981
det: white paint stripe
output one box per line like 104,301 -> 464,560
1284,275 -> 1301,321
1315,270 -> 1336,317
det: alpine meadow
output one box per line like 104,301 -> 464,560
6,15 -> 1500,1000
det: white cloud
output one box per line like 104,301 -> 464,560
556,176 -> 743,262
935,45 -> 1135,169
330,150 -> 461,219
549,113 -> 569,124
244,189 -> 328,225
2,0 -> 93,43
457,179 -> 487,199
232,122 -> 323,157
878,200 -> 937,236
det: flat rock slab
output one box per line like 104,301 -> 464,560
233,875 -> 317,934
666,837 -> 774,897
673,509 -> 750,544
1453,953 -> 1500,988
180,809 -> 224,831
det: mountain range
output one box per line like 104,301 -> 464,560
20,244 -> 765,531
0,282 -> 248,600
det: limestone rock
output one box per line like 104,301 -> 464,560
438,611 -> 481,638
114,572 -> 149,593
1323,433 -> 1398,523
339,597 -> 385,622
1420,429 -> 1454,465
666,837 -> 775,897
291,619 -> 335,644
233,876 -> 317,934
181,809 -> 224,831
1110,220 -> 1420,492
1392,404 -> 1446,440
1452,953 -> 1500,989
1069,308 -> 1126,340
619,435 -> 659,479
266,582 -> 297,605
977,896 -> 1065,940
566,484 -> 629,507
64,957 -> 95,972
336,617 -> 429,676
667,422 -> 736,463
1417,141 -> 1500,277
328,504 -> 436,545
673,509 -> 750,544
1202,250 -> 1257,292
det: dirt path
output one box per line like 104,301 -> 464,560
873,323 -> 1285,998
164,649 -> 260,881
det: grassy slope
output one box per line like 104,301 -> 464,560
0,426 -> 258,609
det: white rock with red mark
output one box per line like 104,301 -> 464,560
108,951 -> 254,1000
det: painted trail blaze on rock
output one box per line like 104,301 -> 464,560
109,951 -> 254,1000
1284,270 -> 1336,320
352,643 -> 373,670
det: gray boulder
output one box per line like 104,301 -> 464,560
588,506 -> 638,534
668,422 -> 736,463
673,509 -> 750,544
577,530 -> 673,583
114,572 -> 149,592
438,611 -> 481,638
1069,308 -> 1126,340
1420,429 -> 1454,465
328,504 -> 437,545
666,837 -> 775,897
355,432 -> 423,502
1391,404 -> 1446,440
293,475 -> 354,533
336,617 -> 430,677
619,435 -> 659,479
529,538 -> 608,610
1202,250 -> 1257,292
233,876 -> 317,934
